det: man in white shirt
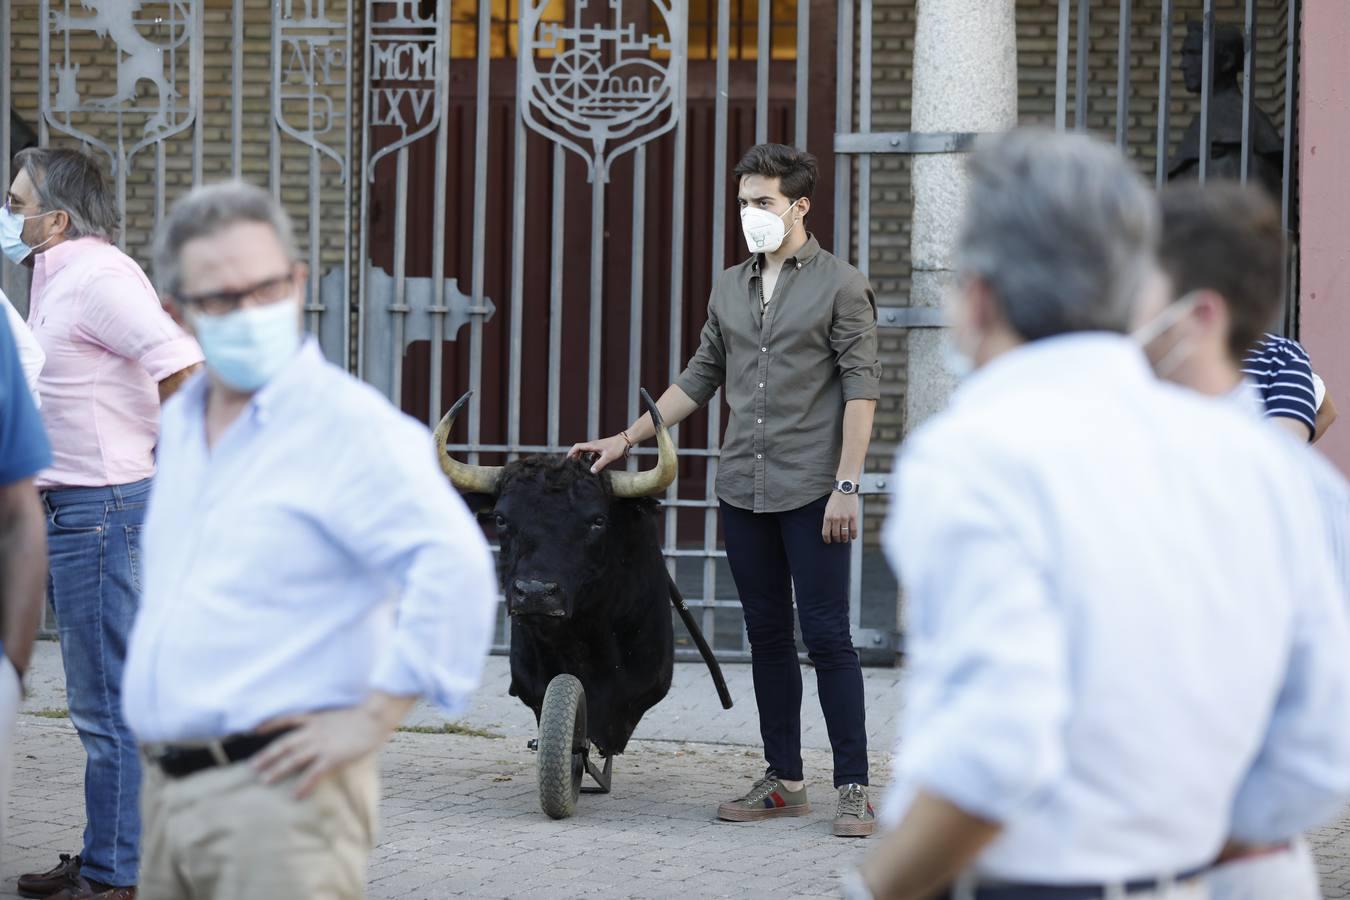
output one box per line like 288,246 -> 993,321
1141,179 -> 1350,900
120,181 -> 499,900
850,130 -> 1350,900
0,288 -> 43,402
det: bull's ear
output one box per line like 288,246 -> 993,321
460,492 -> 498,516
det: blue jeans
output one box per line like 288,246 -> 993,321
721,495 -> 869,787
43,478 -> 149,887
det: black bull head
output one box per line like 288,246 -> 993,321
433,389 -> 677,621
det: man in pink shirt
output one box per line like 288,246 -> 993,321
3,148 -> 201,900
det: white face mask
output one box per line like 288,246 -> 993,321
740,202 -> 799,254
1131,291 -> 1200,379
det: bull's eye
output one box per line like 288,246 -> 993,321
494,514 -> 510,533
591,515 -> 607,530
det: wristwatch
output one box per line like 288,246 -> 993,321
834,479 -> 859,495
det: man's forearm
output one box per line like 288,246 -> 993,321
858,790 -> 1002,900
836,399 -> 877,481
0,482 -> 48,676
158,362 -> 202,403
623,385 -> 701,444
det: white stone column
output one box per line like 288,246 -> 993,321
906,0 -> 1018,431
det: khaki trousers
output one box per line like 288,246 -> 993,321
0,657 -> 22,854
139,749 -> 378,900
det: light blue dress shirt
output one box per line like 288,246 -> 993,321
122,341 -> 498,743
881,334 -> 1350,884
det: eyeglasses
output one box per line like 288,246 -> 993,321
176,269 -> 296,317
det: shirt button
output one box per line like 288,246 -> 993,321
757,454 -> 763,460
761,347 -> 767,353
758,382 -> 765,389
757,418 -> 763,424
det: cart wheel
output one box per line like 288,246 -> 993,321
537,673 -> 587,819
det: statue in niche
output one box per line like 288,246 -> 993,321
9,111 -> 38,164
1168,22 -> 1284,199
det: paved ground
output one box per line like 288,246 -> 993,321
7,642 -> 1350,898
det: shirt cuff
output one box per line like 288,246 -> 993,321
369,638 -> 479,717
139,336 -> 204,382
841,372 -> 882,402
675,370 -> 718,407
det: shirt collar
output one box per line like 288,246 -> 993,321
953,332 -> 1154,406
249,337 -> 325,424
32,236 -> 110,282
185,337 -> 324,429
749,233 -> 822,274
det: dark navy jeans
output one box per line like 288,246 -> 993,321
721,495 -> 869,787
43,478 -> 149,887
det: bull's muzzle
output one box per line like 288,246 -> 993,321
508,579 -> 568,618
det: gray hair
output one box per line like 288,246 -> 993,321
956,128 -> 1159,340
153,180 -> 298,298
13,147 -> 119,241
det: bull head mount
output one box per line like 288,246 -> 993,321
433,389 -> 678,499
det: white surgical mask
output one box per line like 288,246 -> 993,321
942,332 -> 975,379
0,207 -> 58,264
740,202 -> 799,254
190,296 -> 302,392
1131,291 -> 1200,379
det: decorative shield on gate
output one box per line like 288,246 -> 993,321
40,0 -> 199,169
364,0 -> 448,181
274,0 -> 351,183
519,0 -> 685,183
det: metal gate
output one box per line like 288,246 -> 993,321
7,0 -> 1303,658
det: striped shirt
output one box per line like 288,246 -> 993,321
1241,335 -> 1318,441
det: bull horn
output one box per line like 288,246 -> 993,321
433,392 -> 503,494
609,388 -> 678,498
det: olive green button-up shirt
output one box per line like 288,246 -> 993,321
675,235 -> 881,514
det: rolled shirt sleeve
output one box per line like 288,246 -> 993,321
882,439 -> 1069,826
74,264 -> 202,380
327,413 -> 498,714
831,273 -> 881,402
674,292 -> 727,407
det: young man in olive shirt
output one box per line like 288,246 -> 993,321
571,144 -> 881,836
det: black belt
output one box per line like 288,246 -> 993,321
151,730 -> 291,779
941,867 -> 1208,900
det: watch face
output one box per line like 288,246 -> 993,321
837,480 -> 856,494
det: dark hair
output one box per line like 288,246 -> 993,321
732,144 -> 818,200
13,147 -> 119,240
1158,181 -> 1284,360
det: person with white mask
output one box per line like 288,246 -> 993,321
120,181 -> 499,900
1141,179 -> 1350,900
849,129 -> 1350,900
570,143 -> 881,836
7,148 -> 202,900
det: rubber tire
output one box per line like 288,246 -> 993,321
537,674 -> 587,819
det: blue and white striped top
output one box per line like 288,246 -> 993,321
1242,334 -> 1319,441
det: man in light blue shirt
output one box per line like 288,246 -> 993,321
121,181 -> 498,900
850,130 -> 1350,900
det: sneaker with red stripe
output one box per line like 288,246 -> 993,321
717,770 -> 811,822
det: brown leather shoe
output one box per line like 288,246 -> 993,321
17,854 -> 81,898
47,878 -> 136,900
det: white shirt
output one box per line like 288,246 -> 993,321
881,334 -> 1350,883
123,341 -> 499,742
0,289 -> 44,404
1229,378 -> 1350,596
